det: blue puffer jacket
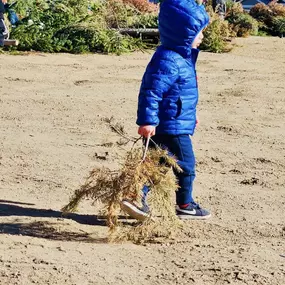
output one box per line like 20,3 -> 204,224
137,0 -> 209,135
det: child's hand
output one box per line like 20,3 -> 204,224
138,125 -> 156,138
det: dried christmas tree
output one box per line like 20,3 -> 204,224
62,119 -> 182,243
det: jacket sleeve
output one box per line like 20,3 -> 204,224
136,56 -> 179,126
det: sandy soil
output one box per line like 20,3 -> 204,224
0,36 -> 284,285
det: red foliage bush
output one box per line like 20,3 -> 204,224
250,1 -> 285,24
250,3 -> 271,23
250,1 -> 285,35
269,1 -> 285,17
122,0 -> 158,13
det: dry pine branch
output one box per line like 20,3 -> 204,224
62,146 -> 183,243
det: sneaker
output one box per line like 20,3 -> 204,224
120,199 -> 150,221
176,202 -> 211,220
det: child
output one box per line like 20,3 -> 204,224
121,0 -> 211,220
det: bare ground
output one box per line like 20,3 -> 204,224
0,36 -> 284,285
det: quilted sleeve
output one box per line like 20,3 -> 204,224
136,56 -> 179,126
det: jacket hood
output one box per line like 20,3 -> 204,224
159,0 -> 209,58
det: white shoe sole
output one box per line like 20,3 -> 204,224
177,213 -> 212,220
120,200 -> 149,221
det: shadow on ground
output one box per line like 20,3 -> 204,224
0,221 -> 108,243
0,201 -> 105,225
0,201 -> 108,243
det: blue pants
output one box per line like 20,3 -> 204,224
143,134 -> 196,205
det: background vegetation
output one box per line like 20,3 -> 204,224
3,0 -> 284,54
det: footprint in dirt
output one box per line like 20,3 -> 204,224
5,77 -> 33,83
229,169 -> 242,174
217,125 -> 237,134
255,157 -> 272,164
240,177 -> 259,185
93,151 -> 109,161
211,156 -> 222,163
74,80 -> 92,86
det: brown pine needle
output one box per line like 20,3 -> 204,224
62,147 -> 183,243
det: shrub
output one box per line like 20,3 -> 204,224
250,3 -> 272,26
11,0 -> 90,52
200,7 -> 231,53
226,0 -> 244,15
226,1 -> 259,37
122,0 -> 158,13
234,13 -> 259,37
269,2 -> 285,36
272,16 -> 285,36
102,0 -> 158,29
250,1 -> 285,35
269,1 -> 285,17
10,0 -> 152,54
56,23 -> 144,54
9,0 -> 240,54
132,13 -> 158,28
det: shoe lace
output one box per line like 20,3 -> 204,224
190,202 -> 201,209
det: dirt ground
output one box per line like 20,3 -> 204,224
0,36 -> 284,285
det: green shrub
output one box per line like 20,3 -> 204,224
10,0 -> 150,54
269,1 -> 285,36
226,1 -> 259,37
131,13 -> 158,28
56,23 -> 144,54
257,30 -> 270,36
272,16 -> 285,36
200,7 -> 231,53
226,0 -> 244,15
236,14 -> 258,37
11,0 -> 90,52
228,13 -> 259,37
9,0 -> 240,54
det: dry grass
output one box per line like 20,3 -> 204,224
62,144 -> 183,244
